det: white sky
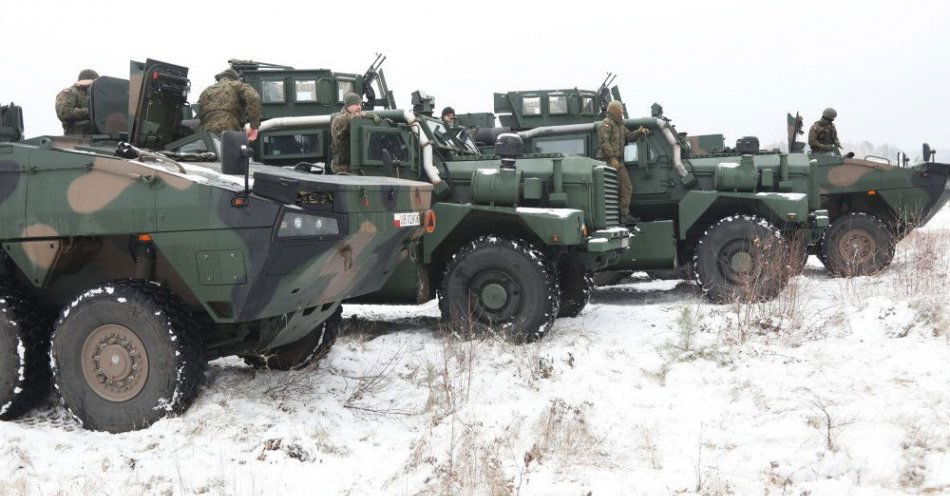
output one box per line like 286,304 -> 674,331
5,0 -> 949,156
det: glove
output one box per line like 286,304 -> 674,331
635,126 -> 650,136
609,158 -> 621,168
370,114 -> 382,124
383,118 -> 394,125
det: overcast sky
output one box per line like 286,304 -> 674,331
5,0 -> 948,157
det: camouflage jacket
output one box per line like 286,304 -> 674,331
596,114 -> 646,162
197,79 -> 262,133
330,110 -> 379,171
55,83 -> 93,135
808,119 -> 840,152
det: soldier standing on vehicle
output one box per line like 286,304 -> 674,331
441,106 -> 457,127
597,100 -> 649,223
808,107 -> 841,153
55,69 -> 98,135
330,92 -> 381,173
197,68 -> 262,142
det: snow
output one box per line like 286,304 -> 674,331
515,207 -> 579,219
755,192 -> 808,201
3,208 -> 950,495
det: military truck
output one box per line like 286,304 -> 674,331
485,86 -> 950,278
470,91 -> 831,301
215,59 -> 631,338
0,59 -> 434,433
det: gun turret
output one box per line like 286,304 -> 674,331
595,72 -> 617,115
787,112 -> 805,152
361,53 -> 387,108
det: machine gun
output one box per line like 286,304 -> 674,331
361,53 -> 394,109
228,59 -> 295,73
595,72 -> 617,115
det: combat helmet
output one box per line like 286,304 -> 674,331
822,107 -> 837,121
77,69 -> 99,81
343,92 -> 362,107
606,100 -> 624,118
215,68 -> 240,81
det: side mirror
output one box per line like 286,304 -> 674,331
221,131 -> 250,175
923,143 -> 934,163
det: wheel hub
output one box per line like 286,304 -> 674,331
81,324 -> 149,402
729,251 -> 754,274
838,228 -> 876,264
468,269 -> 522,324
480,283 -> 509,310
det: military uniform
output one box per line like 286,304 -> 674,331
197,71 -> 262,133
808,119 -> 840,153
596,102 -> 648,221
55,69 -> 98,135
330,93 -> 381,173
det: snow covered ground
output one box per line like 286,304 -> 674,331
3,209 -> 950,496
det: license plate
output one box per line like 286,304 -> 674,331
393,212 -> 421,228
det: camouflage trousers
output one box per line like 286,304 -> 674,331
332,163 -> 352,174
611,159 -> 633,218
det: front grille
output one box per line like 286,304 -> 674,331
603,167 -> 621,227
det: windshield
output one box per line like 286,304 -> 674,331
424,118 -> 480,155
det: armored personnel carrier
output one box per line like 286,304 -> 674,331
0,60 -> 434,432
213,59 -> 631,339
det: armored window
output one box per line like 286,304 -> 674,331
536,138 -> 585,156
367,131 -> 410,163
295,80 -> 317,102
549,95 -> 568,115
522,96 -> 541,115
624,142 -> 657,163
337,80 -> 355,102
262,133 -> 322,157
581,97 -> 595,114
261,80 -> 285,103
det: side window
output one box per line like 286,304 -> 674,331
367,132 -> 410,163
624,141 -> 658,163
337,80 -> 355,102
261,80 -> 285,103
295,80 -> 317,102
549,95 -> 568,114
581,97 -> 595,114
536,138 -> 585,156
262,133 -> 321,157
522,96 -> 541,115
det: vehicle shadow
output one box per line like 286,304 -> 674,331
591,279 -> 701,306
341,314 -> 442,339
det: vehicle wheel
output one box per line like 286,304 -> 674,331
593,270 -> 632,287
243,307 -> 342,371
50,280 -> 204,432
439,236 -> 559,342
693,216 -> 789,303
0,283 -> 51,420
819,212 -> 895,277
556,258 -> 593,318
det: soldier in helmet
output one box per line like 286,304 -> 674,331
197,68 -> 262,142
808,107 -> 841,153
330,92 -> 381,173
597,100 -> 650,223
55,69 -> 98,135
441,106 -> 457,127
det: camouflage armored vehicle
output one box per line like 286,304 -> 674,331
486,84 -> 950,278
472,91 -> 831,301
215,59 -> 631,338
0,60 -> 434,433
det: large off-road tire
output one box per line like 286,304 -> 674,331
439,237 -> 559,342
556,258 -> 593,318
0,283 -> 51,420
819,212 -> 895,277
243,307 -> 342,371
50,280 -> 205,433
693,216 -> 789,303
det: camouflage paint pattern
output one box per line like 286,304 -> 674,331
0,138 -> 432,356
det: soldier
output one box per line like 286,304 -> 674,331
197,68 -> 262,142
596,100 -> 649,223
808,107 -> 841,153
441,106 -> 457,127
330,92 -> 381,173
55,69 -> 98,135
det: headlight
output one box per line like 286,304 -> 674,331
278,212 -> 339,237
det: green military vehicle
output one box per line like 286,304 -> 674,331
482,86 -> 950,278
468,89 -> 831,301
220,59 -> 631,339
0,60 -> 434,433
